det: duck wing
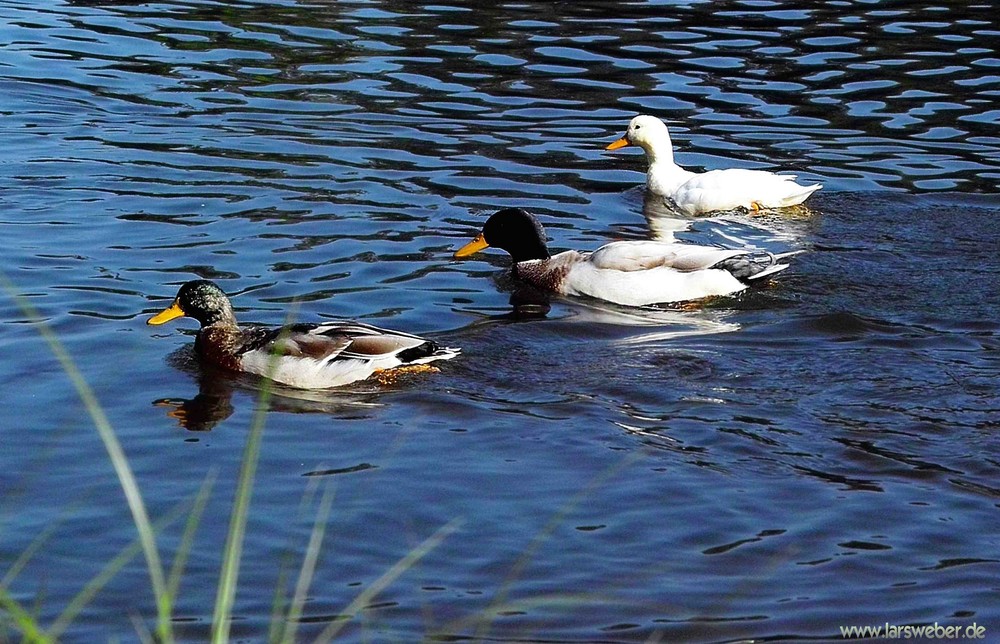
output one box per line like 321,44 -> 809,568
587,241 -> 747,273
246,321 -> 433,364
242,324 -> 353,364
559,241 -> 798,306
335,324 -> 436,360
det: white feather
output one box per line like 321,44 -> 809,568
239,351 -> 417,389
588,241 -> 746,272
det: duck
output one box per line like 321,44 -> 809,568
146,280 -> 459,389
606,114 -> 821,216
454,208 -> 797,307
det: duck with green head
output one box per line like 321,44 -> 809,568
147,280 -> 459,389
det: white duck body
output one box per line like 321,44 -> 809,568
665,168 -> 821,216
610,115 -> 821,216
515,241 -> 788,307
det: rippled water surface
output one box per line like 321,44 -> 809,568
2,0 -> 999,640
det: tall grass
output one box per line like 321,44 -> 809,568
2,275 -> 172,642
209,367 -> 272,643
1,277 -> 458,641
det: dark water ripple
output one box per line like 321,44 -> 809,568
2,0 -> 1000,641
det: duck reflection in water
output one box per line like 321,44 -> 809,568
506,279 -> 553,320
153,347 -> 236,431
641,188 -> 818,244
477,269 -> 742,342
641,191 -> 696,242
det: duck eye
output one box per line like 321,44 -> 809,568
635,124 -> 641,129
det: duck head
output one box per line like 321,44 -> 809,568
147,279 -> 237,327
454,208 -> 550,263
606,115 -> 674,163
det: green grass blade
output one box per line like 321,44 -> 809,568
1,275 -> 172,643
2,520 -> 61,590
211,305 -> 303,643
210,376 -> 274,643
269,477 -> 322,644
167,470 -> 216,602
47,499 -> 189,640
283,483 -> 335,643
312,518 -> 463,644
0,588 -> 49,643
130,613 -> 156,644
267,558 -> 291,644
47,536 -> 144,639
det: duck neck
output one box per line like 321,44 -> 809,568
507,240 -> 550,264
643,143 -> 676,167
642,133 -> 696,196
200,301 -> 239,328
511,256 -> 550,284
640,130 -> 676,167
511,244 -> 551,278
195,324 -> 245,371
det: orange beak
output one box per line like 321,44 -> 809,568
454,233 -> 489,258
605,136 -> 630,151
147,301 -> 185,325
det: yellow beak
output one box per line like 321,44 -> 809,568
147,301 -> 186,326
454,233 -> 490,258
605,136 -> 630,151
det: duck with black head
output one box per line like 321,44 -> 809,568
454,208 -> 797,307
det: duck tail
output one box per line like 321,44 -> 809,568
773,249 -> 806,261
399,342 -> 461,365
746,259 -> 790,281
778,182 -> 822,207
714,249 -> 802,283
746,249 -> 806,281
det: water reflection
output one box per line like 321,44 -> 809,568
641,192 -> 696,241
641,187 -> 821,241
507,283 -> 553,319
461,279 -> 741,340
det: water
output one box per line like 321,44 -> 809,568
1,0 -> 999,640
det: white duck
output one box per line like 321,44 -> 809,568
454,208 -> 796,307
607,115 -> 821,216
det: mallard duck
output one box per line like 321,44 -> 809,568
606,115 -> 821,216
454,208 -> 797,306
147,280 -> 459,389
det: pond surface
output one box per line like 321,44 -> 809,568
1,0 -> 999,641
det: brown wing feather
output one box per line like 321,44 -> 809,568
341,334 -> 424,357
241,322 -> 425,364
266,333 -> 353,362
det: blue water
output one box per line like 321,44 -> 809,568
1,0 -> 999,640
